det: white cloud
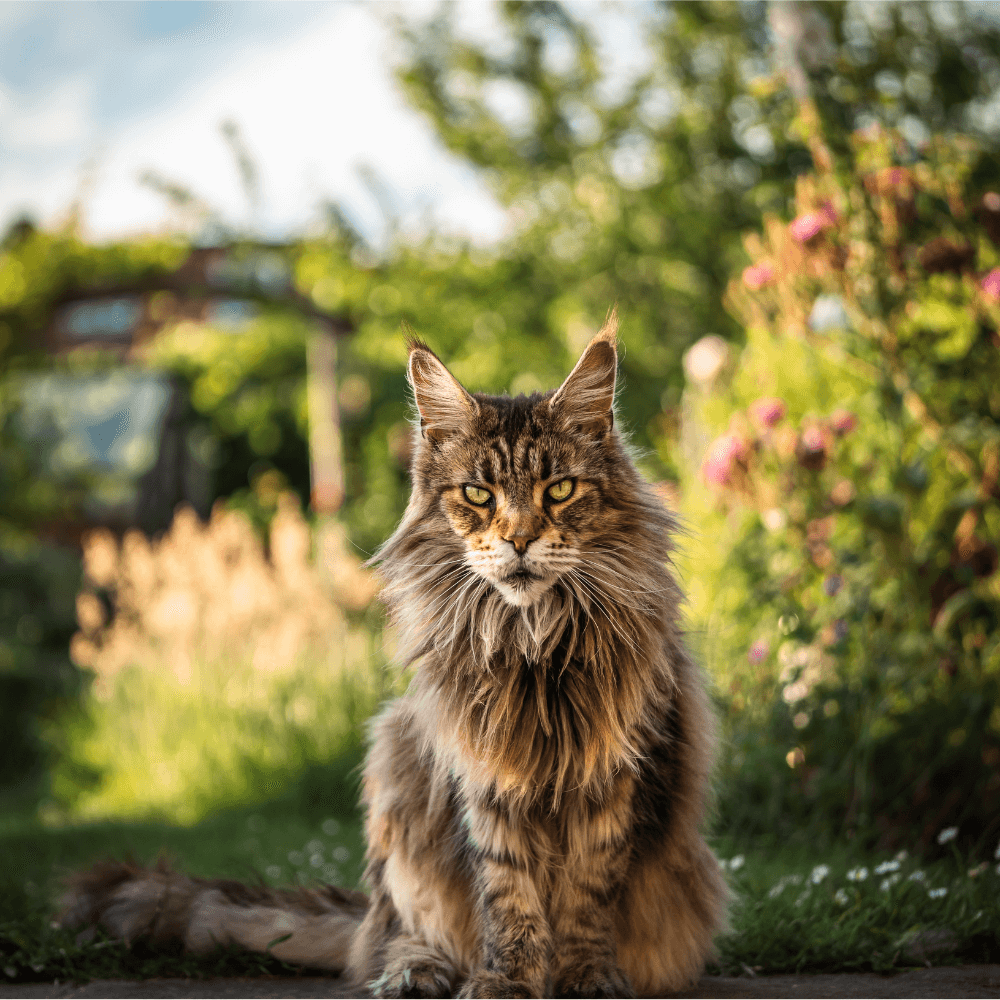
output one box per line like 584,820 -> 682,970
0,4 -> 506,246
0,75 -> 94,152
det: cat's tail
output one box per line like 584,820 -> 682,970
58,858 -> 368,972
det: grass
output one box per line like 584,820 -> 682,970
4,773 -> 1000,985
708,838 -> 1000,975
1,755 -> 369,985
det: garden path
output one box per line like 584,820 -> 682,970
1,966 -> 999,999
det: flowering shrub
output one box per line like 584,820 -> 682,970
689,126 -> 1000,853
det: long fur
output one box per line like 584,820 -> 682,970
59,318 -> 728,999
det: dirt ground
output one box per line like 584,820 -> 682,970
2,966 -> 999,999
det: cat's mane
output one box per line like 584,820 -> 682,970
371,398 -> 685,808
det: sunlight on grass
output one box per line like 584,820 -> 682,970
50,644 -> 387,826
46,496 -> 396,826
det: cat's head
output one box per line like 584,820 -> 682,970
405,311 -> 638,608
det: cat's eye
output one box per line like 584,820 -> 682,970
547,479 -> 574,502
464,485 -> 493,506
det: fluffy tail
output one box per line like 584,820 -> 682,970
58,859 -> 368,972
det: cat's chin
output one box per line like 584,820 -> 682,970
492,574 -> 552,608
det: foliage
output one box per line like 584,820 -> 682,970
686,123 -> 1000,851
52,497 -> 382,824
3,0 -> 1000,861
141,306 -> 316,531
281,0 -> 1000,550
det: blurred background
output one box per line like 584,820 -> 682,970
3,0 -> 1000,883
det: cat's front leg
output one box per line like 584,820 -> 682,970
457,801 -> 552,999
549,793 -> 636,999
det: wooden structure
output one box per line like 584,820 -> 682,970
38,243 -> 352,530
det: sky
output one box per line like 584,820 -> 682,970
0,0 -> 516,248
0,0 -> 653,251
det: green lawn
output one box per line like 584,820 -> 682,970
3,773 -> 999,985
0,759 -> 368,985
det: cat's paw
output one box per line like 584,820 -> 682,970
369,964 -> 453,999
456,969 -> 535,999
554,962 -> 635,999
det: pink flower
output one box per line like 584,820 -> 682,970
830,409 -> 856,435
801,425 -> 826,452
748,640 -> 769,665
982,268 -> 1000,300
798,425 -> 829,470
742,262 -> 776,290
702,434 -> 747,487
790,204 -> 837,243
884,167 -> 908,190
750,397 -> 786,429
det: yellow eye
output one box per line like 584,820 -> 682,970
464,485 -> 492,506
547,479 -> 574,502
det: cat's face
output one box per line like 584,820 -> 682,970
407,314 -> 631,608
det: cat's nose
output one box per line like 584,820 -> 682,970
505,535 -> 535,555
500,512 -> 543,554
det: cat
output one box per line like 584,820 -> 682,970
59,311 -> 728,998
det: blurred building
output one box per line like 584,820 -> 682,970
21,244 -> 350,538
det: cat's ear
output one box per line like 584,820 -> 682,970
548,308 -> 618,435
406,335 -> 477,440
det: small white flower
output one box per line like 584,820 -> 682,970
834,888 -> 850,905
994,840 -> 1000,860
846,866 -> 869,882
874,860 -> 900,875
928,887 -> 948,899
895,849 -> 909,862
879,873 -> 901,891
265,865 -> 282,880
908,870 -> 926,882
794,889 -> 810,907
766,874 -> 801,898
310,852 -> 324,868
332,845 -> 351,863
728,854 -> 745,871
322,818 -> 341,837
810,864 -> 830,884
937,826 -> 958,845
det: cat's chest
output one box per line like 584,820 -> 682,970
457,767 -> 639,869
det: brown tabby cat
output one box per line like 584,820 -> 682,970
59,312 -> 728,998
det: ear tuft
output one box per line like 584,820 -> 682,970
406,336 -> 477,441
548,308 -> 619,436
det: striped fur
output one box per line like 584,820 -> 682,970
59,315 -> 728,998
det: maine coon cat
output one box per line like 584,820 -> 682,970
60,312 -> 728,998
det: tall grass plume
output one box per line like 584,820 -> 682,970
51,496 -> 387,826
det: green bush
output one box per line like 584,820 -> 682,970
685,124 -> 1000,853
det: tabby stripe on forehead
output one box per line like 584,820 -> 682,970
493,437 -> 512,475
513,436 -> 529,475
487,450 -> 502,485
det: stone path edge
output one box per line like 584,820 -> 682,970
1,965 -> 999,1000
